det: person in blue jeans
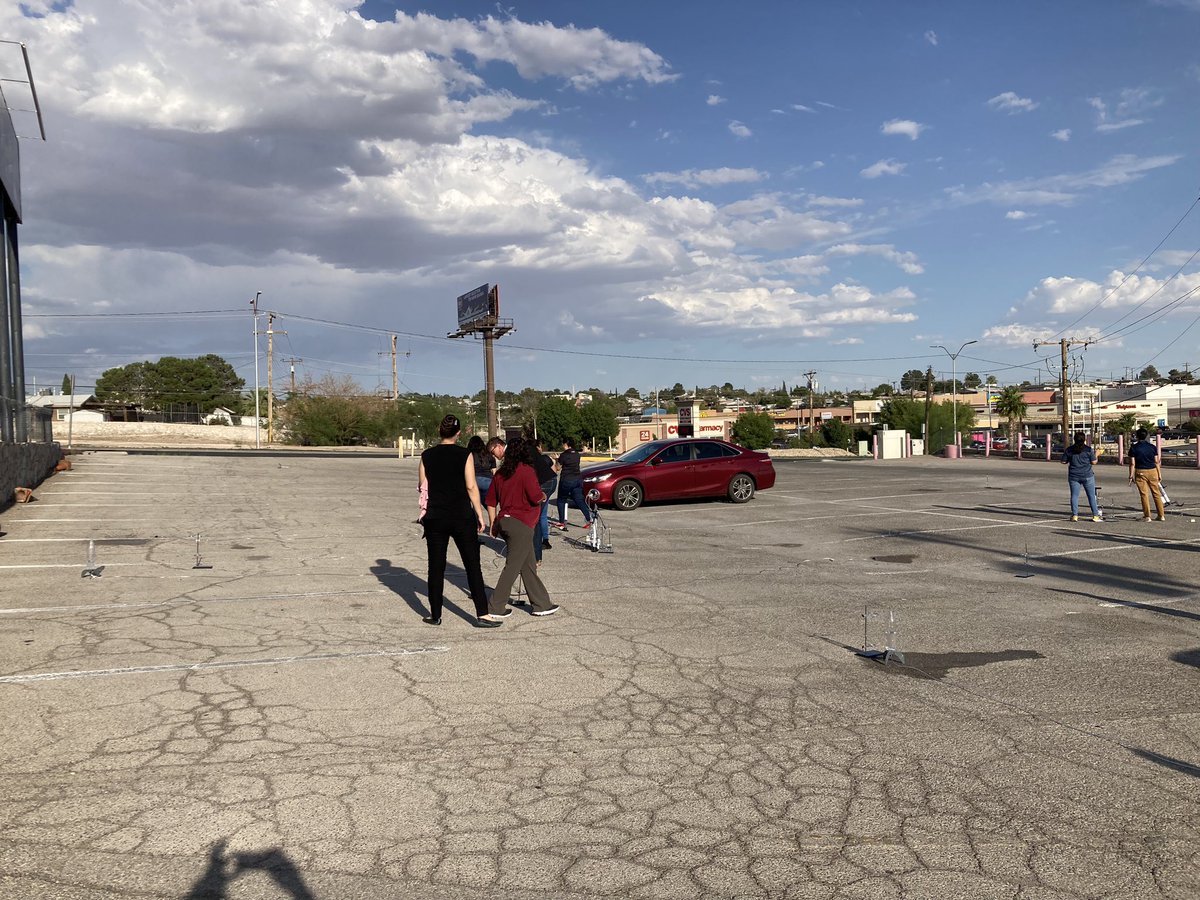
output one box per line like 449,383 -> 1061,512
554,437 -> 594,530
532,438 -> 558,562
1061,432 -> 1100,522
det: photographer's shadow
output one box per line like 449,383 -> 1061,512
184,840 -> 315,899
370,558 -> 477,624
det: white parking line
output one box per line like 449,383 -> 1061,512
0,646 -> 449,684
0,589 -> 389,615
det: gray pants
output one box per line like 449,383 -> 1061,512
492,517 -> 553,614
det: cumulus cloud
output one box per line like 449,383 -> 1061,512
706,94 -> 725,105
987,91 -> 1038,114
881,119 -> 926,140
644,167 -> 766,189
981,323 -> 1058,347
1006,210 -> 1030,220
5,0 -> 933,387
636,281 -> 916,332
947,154 -> 1181,207
860,158 -> 906,179
1050,128 -> 1071,142
728,120 -> 752,138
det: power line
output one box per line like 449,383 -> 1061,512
1051,193 -> 1200,338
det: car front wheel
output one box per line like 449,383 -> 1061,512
728,474 -> 755,503
613,479 -> 643,510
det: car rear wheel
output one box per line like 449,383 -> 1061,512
613,479 -> 643,510
728,474 -> 755,503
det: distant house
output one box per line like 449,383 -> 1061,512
203,406 -> 239,425
26,393 -> 106,423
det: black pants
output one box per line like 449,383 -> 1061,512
423,513 -> 489,619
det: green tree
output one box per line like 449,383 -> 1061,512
880,397 -> 975,453
899,368 -> 925,395
993,386 -> 1028,442
1139,365 -> 1161,381
579,396 -> 619,450
94,355 -> 244,419
963,372 -> 981,389
821,418 -> 852,450
731,411 -> 776,449
1103,412 -> 1139,439
61,374 -> 72,395
534,396 -> 581,448
871,383 -> 893,398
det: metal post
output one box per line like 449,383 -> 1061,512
251,292 -> 261,449
932,341 -> 976,456
6,213 -> 26,442
266,312 -> 275,444
0,214 -> 12,443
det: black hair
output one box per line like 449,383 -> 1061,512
1073,432 -> 1086,446
438,415 -> 461,440
496,436 -> 533,479
1136,427 -> 1148,441
562,436 -> 576,449
466,435 -> 485,455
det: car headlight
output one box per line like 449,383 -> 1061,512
584,473 -> 612,483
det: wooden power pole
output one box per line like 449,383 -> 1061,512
265,313 -> 286,443
1034,337 -> 1089,445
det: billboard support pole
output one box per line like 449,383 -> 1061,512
484,325 -> 498,439
450,283 -> 512,440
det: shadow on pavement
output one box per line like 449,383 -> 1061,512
369,558 -> 475,625
183,840 -> 316,899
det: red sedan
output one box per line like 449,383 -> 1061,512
581,438 -> 776,510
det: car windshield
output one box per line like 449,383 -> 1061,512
613,441 -> 671,464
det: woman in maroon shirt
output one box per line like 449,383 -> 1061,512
484,437 -> 558,619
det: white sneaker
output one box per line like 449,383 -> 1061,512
531,605 -> 560,617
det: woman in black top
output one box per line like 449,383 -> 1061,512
554,437 -> 594,529
417,415 -> 496,627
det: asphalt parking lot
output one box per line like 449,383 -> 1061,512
0,451 -> 1197,899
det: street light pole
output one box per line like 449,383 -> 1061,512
251,291 -> 261,449
931,340 -> 977,453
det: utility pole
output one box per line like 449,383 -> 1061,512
285,358 -> 302,395
923,366 -> 934,454
804,370 -> 817,434
265,312 -> 286,444
251,292 -> 261,449
390,334 -> 398,400
1034,337 -> 1089,447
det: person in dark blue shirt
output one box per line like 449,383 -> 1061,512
1061,432 -> 1100,521
1127,427 -> 1165,521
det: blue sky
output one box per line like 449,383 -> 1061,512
5,0 -> 1200,398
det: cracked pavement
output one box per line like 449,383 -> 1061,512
0,451 -> 1197,899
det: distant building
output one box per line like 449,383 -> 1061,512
26,393 -> 106,423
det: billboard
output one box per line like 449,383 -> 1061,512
456,283 -> 496,329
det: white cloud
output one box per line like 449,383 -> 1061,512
947,154 -> 1181,207
637,281 -> 916,332
728,120 -> 752,138
1089,88 -> 1161,133
792,103 -> 816,113
807,195 -> 864,208
706,94 -> 725,106
644,167 -> 766,189
924,30 -> 939,45
881,118 -> 926,140
827,243 -> 924,274
987,91 -> 1038,114
981,323 -> 1057,347
1005,210 -> 1030,220
4,0 -> 936,375
1050,128 -> 1071,142
860,158 -> 906,179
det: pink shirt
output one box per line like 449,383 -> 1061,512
486,464 -> 542,528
